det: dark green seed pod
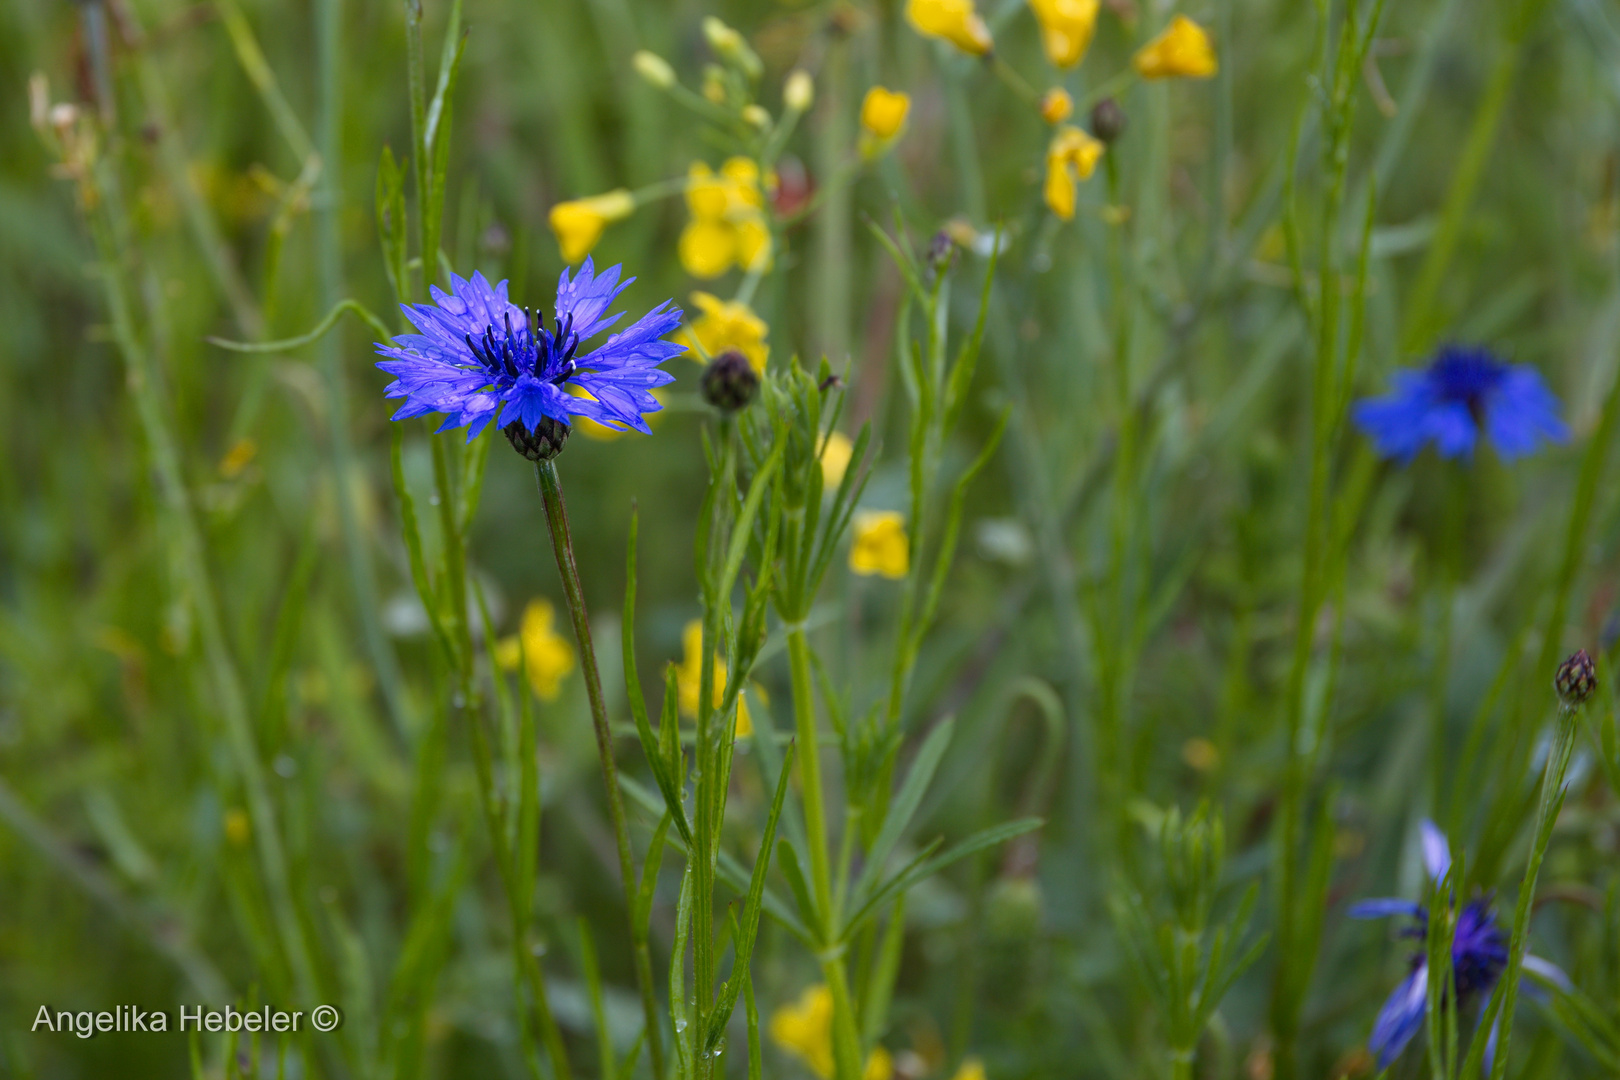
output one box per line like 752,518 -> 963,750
504,416 -> 571,462
1554,648 -> 1596,707
1090,97 -> 1127,144
701,349 -> 760,412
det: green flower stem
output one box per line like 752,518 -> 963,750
535,458 -> 665,1080
786,625 -> 862,1080
1487,704 -> 1580,1080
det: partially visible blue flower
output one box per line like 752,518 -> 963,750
1351,345 -> 1569,463
1348,820 -> 1570,1070
374,259 -> 682,439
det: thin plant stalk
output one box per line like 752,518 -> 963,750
535,458 -> 665,1079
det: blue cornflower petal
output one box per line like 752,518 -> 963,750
374,263 -> 682,440
1369,965 -> 1429,1067
1348,898 -> 1427,921
1351,344 -> 1568,464
1421,819 -> 1451,883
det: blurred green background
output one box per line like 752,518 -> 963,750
6,0 -> 1620,1077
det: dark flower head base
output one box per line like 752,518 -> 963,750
1351,344 -> 1569,463
375,259 -> 682,449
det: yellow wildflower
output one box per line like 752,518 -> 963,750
1132,15 -> 1218,80
820,430 -> 855,489
674,620 -> 752,737
680,159 -> 772,279
860,87 -> 911,140
679,292 -> 770,373
223,808 -> 251,848
496,599 -> 576,702
1043,124 -> 1104,221
219,437 -> 258,478
549,189 -> 635,263
1039,87 -> 1073,125
1029,0 -> 1099,68
951,1060 -> 987,1080
850,511 -> 909,579
906,0 -> 993,55
769,985 -> 893,1080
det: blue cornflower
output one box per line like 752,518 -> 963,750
1351,345 -> 1569,463
1349,820 -> 1569,1069
374,259 -> 682,449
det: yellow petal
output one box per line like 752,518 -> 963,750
850,511 -> 910,579
1028,0 -> 1099,68
1132,15 -> 1218,79
860,86 -> 912,140
819,431 -> 855,489
679,218 -> 737,279
680,294 -> 770,371
517,599 -> 574,702
548,189 -> 634,263
906,0 -> 993,54
1039,87 -> 1074,125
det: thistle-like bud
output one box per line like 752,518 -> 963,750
702,350 -> 760,412
927,230 -> 954,274
1555,648 -> 1597,707
504,417 -> 571,462
1090,97 -> 1127,144
632,50 -> 676,90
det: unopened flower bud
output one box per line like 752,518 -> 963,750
1039,87 -> 1073,125
702,350 -> 760,412
742,104 -> 771,130
1090,97 -> 1127,144
928,230 -> 954,273
702,16 -> 762,78
632,50 -> 676,90
784,69 -> 814,113
505,417 -> 571,462
1555,649 -> 1597,707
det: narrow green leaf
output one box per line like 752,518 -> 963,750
852,716 -> 955,903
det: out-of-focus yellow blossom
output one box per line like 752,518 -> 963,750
858,86 -> 911,159
495,600 -> 576,702
784,69 -> 814,112
906,0 -> 992,55
1029,0 -> 1099,68
674,620 -> 752,737
679,292 -> 769,373
680,159 -> 772,279
632,50 -> 676,89
549,189 -> 634,263
850,511 -> 909,579
1132,15 -> 1217,79
860,87 -> 911,140
1181,736 -> 1219,771
702,65 -> 729,105
1039,87 -> 1074,124
769,985 -> 893,1080
820,430 -> 854,489
223,808 -> 251,847
951,1059 -> 987,1080
1043,124 -> 1104,221
219,437 -> 258,478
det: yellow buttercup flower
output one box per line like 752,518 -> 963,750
1043,124 -> 1104,221
850,511 -> 909,579
951,1060 -> 987,1080
1029,0 -> 1099,68
769,985 -> 893,1080
860,87 -> 911,140
820,430 -> 854,489
548,189 -> 635,263
1039,87 -> 1073,125
679,292 -> 770,373
906,0 -> 992,55
496,600 -> 576,702
674,620 -> 752,737
1132,15 -> 1218,79
680,159 -> 773,279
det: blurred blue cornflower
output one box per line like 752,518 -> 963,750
1351,345 -> 1569,463
1349,820 -> 1569,1069
375,259 -> 682,439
